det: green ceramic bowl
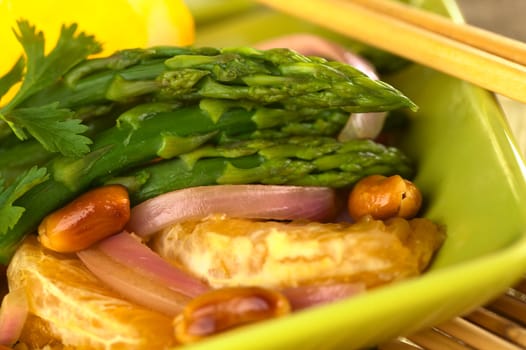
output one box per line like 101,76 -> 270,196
181,1 -> 526,349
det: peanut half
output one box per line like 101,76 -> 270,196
348,174 -> 422,221
38,185 -> 130,253
174,286 -> 291,344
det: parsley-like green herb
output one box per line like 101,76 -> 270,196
0,57 -> 24,101
0,166 -> 49,235
0,20 -> 102,157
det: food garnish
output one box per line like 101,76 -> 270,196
0,166 -> 48,236
0,21 -> 100,156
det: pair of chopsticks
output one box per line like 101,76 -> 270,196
257,0 -> 526,104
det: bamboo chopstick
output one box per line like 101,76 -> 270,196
257,0 -> 526,104
351,0 -> 526,67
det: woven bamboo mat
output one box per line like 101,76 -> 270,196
381,275 -> 526,350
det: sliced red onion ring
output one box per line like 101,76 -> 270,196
281,283 -> 365,311
77,232 -> 210,316
127,185 -> 336,238
255,34 -> 386,140
94,232 -> 210,297
0,288 -> 28,346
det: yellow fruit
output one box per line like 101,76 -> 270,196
7,236 -> 176,349
0,0 -> 195,76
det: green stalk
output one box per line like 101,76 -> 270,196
105,136 -> 413,204
0,45 -> 416,152
0,112 -> 121,185
0,100 -> 355,262
156,47 -> 417,112
18,45 -> 415,115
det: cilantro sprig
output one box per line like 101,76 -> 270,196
0,166 -> 49,235
0,20 -> 102,157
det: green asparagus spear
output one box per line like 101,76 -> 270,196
0,103 -> 349,184
226,109 -> 348,141
129,47 -> 418,112
20,47 -> 194,111
13,46 -> 415,129
106,136 -> 412,204
20,46 -> 416,112
0,99 -> 362,262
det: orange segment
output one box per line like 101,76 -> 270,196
6,236 -> 176,349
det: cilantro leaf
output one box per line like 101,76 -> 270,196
6,20 -> 102,108
9,103 -> 92,157
0,166 -> 49,235
0,56 -> 24,103
0,20 -> 102,157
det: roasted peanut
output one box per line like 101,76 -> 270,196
38,185 -> 130,253
173,286 -> 291,344
348,174 -> 422,221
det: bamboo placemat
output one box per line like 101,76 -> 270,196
380,275 -> 526,350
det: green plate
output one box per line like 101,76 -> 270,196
181,1 -> 526,349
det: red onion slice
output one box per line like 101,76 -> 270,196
77,232 -> 210,316
94,232 -> 210,297
127,185 -> 336,237
281,283 -> 365,311
0,288 -> 28,346
255,34 -> 386,140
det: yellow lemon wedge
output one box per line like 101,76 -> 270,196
0,0 -> 195,76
